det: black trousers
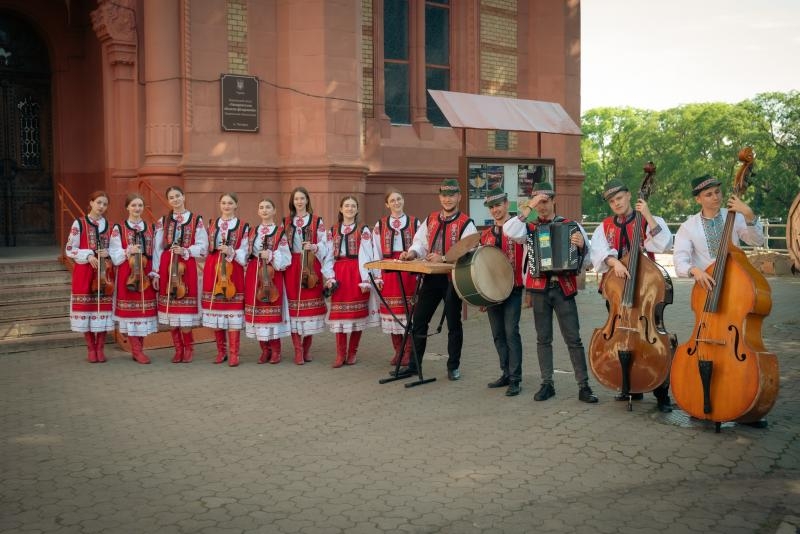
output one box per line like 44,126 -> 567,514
410,274 -> 463,372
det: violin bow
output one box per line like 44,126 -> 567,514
138,233 -> 145,314
209,227 -> 225,311
295,224 -> 305,320
250,229 -> 260,330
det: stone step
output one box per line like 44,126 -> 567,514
2,317 -> 74,338
0,270 -> 72,288
0,300 -> 71,321
0,285 -> 72,305
0,259 -> 66,275
0,332 -> 103,355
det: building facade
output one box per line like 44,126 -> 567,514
0,0 -> 582,247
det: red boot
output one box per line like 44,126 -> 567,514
269,339 -> 282,364
333,333 -> 347,368
401,336 -> 412,366
228,330 -> 241,367
302,335 -> 313,362
389,334 -> 402,365
95,332 -> 107,363
170,328 -> 183,363
129,336 -> 151,364
182,330 -> 194,363
258,341 -> 270,364
291,333 -> 304,365
213,329 -> 227,364
346,330 -> 362,365
84,332 -> 97,363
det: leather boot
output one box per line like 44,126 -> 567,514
401,337 -> 412,366
84,332 -> 97,363
389,334 -> 402,365
228,330 -> 241,367
269,339 -> 282,364
258,341 -> 270,364
129,336 -> 151,364
182,330 -> 194,363
302,335 -> 313,362
95,332 -> 107,363
170,328 -> 183,363
213,329 -> 227,364
346,330 -> 362,365
333,333 -> 347,368
291,333 -> 304,365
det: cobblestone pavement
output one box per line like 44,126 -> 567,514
1,276 -> 798,534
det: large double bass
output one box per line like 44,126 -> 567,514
671,148 -> 779,430
589,163 -> 675,408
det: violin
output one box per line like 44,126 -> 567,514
213,233 -> 236,299
300,226 -> 319,289
125,232 -> 151,292
589,162 -> 675,404
257,255 -> 279,303
167,237 -> 187,300
671,147 -> 779,429
91,236 -> 114,297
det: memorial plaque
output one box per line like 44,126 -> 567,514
220,74 -> 259,132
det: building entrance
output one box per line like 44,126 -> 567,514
0,11 -> 54,247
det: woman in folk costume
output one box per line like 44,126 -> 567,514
244,197 -> 291,364
108,193 -> 158,364
283,186 -> 333,365
202,193 -> 250,367
371,188 -> 419,366
152,186 -> 209,363
326,195 -> 380,367
65,190 -> 115,363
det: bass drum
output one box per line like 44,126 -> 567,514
452,246 -> 513,306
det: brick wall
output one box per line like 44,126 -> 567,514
227,0 -> 248,74
480,0 -> 518,150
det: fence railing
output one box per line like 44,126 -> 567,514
582,221 -> 788,253
55,182 -> 84,267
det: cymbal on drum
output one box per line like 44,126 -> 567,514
444,233 -> 481,263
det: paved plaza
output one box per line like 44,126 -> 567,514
1,276 -> 798,534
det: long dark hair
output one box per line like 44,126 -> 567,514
337,195 -> 359,225
288,186 -> 312,217
165,185 -> 184,198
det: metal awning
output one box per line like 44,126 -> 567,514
428,90 -> 581,136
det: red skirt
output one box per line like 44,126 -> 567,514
284,252 -> 326,319
156,250 -> 200,315
244,257 -> 285,324
201,251 -> 245,311
115,258 -> 157,318
379,251 -> 416,315
71,262 -> 114,313
328,258 -> 369,321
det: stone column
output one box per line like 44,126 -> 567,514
409,0 -> 432,140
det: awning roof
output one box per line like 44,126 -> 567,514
428,90 -> 582,136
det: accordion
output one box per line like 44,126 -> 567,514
525,220 -> 581,276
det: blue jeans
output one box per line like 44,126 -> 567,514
486,286 -> 523,383
531,285 -> 589,386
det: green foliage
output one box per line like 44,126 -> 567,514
580,91 -> 800,222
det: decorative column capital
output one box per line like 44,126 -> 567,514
91,0 -> 137,46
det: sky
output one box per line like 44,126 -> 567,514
581,0 -> 800,112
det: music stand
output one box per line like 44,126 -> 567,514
366,259 -> 453,388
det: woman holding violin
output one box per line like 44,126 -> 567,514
65,190 -> 115,363
244,197 -> 291,364
109,193 -> 158,364
326,196 -> 380,368
283,186 -> 333,365
371,188 -> 420,366
201,193 -> 249,367
152,186 -> 208,364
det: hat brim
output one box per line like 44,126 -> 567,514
439,190 -> 460,196
603,186 -> 629,201
692,179 -> 722,196
483,199 -> 506,207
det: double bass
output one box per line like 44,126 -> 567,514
671,147 -> 779,430
589,162 -> 675,408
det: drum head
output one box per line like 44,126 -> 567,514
453,246 -> 513,306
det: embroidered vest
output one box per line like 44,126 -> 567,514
425,212 -> 472,255
284,214 -> 322,249
378,215 -> 418,257
207,218 -> 246,253
602,213 -> 655,261
331,224 -> 362,259
120,221 -> 154,258
162,213 -> 201,249
250,224 -> 284,256
78,216 -> 110,252
480,225 -> 524,287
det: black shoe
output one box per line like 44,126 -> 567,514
578,386 -> 598,403
487,376 -> 510,388
391,366 -> 417,377
614,392 -> 644,401
447,368 -> 461,381
741,419 -> 768,429
533,383 -> 555,401
505,382 -> 520,396
656,396 -> 673,413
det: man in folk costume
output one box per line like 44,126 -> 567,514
396,178 -> 478,381
480,188 -> 525,397
503,182 -> 598,403
589,179 -> 674,412
674,174 -> 764,289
